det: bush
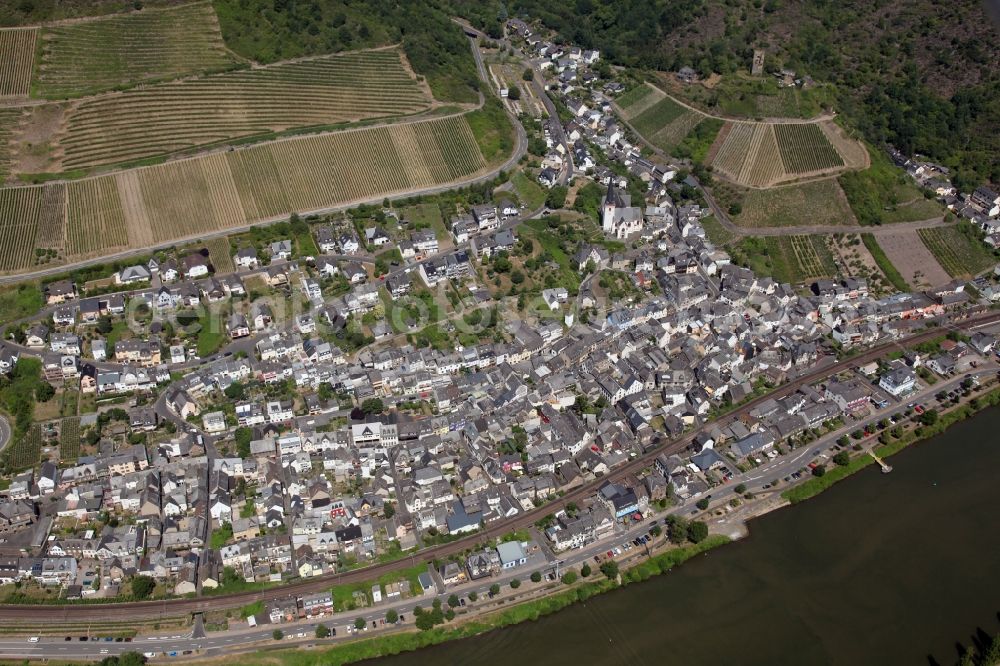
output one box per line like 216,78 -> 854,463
696,498 -> 709,510
833,451 -> 851,466
130,576 -> 155,600
530,571 -> 542,583
812,464 -> 827,477
272,629 -> 283,641
315,624 -> 330,638
561,571 -> 578,585
489,583 -> 500,596
509,578 -> 521,589
354,618 -> 367,631
734,483 -> 746,494
468,591 -> 477,602
599,561 -> 619,580
580,563 -> 592,577
687,521 -> 709,544
386,609 -> 398,624
447,593 -> 459,608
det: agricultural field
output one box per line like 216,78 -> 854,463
709,120 -> 858,187
876,229 -> 951,289
0,187 -> 43,272
729,235 -> 838,285
59,417 -> 80,463
65,176 -> 129,258
24,49 -> 432,173
0,113 -> 494,270
0,108 -> 23,182
629,96 -> 689,141
918,226 -> 998,279
204,237 -> 234,274
616,83 -> 665,119
714,179 -> 856,228
0,28 -> 36,97
774,123 -> 843,174
34,1 -> 242,99
6,423 -> 42,472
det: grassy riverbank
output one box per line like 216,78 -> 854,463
205,536 -> 730,666
783,385 -> 1000,504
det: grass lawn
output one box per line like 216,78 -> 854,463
838,145 -> 943,225
401,203 -> 449,242
0,284 -> 43,327
715,179 -> 856,228
197,311 -> 227,357
729,235 -> 838,284
511,171 -> 546,210
295,232 -> 319,258
331,563 -> 428,612
521,219 -> 581,292
917,225 -> 998,278
465,98 -> 514,165
701,215 -> 736,246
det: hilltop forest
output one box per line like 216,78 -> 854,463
460,0 -> 999,190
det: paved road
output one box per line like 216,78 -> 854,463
1,308 -> 997,624
0,416 -> 10,453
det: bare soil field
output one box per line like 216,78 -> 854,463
875,229 -> 951,290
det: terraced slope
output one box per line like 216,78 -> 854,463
28,49 -> 433,172
34,1 -> 242,98
0,113 -> 493,269
0,28 -> 37,97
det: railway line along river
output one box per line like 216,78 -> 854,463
368,407 -> 1000,666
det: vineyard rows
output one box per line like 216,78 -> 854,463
630,97 -> 688,141
0,28 -> 36,97
0,187 -> 42,271
774,124 -> 843,174
59,417 -> 81,463
917,227 -> 997,278
788,235 -> 837,281
35,1 -> 240,98
617,84 -> 665,119
651,111 -> 703,151
65,177 -> 128,257
7,423 -> 42,472
205,237 -> 234,274
0,114 -> 491,268
0,108 -> 22,181
52,50 -> 430,170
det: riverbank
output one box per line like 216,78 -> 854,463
193,536 -> 731,666
782,382 -> 1000,504
185,377 -> 1000,666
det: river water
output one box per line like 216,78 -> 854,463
371,408 -> 1000,666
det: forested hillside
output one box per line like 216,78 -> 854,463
213,0 -> 480,103
458,0 -> 999,189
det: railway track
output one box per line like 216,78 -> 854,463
1,310 -> 996,621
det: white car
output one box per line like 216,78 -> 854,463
28,637 -> 39,643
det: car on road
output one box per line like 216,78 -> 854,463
28,637 -> 39,643
100,649 -> 109,655
459,598 -> 466,607
64,636 -> 72,641
143,653 -> 156,659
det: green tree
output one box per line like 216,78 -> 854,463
650,525 -> 662,538
130,576 -> 155,600
734,483 -> 746,494
919,409 -> 939,426
833,451 -> 850,466
599,561 -> 619,580
386,609 -> 399,624
696,498 -> 709,511
224,381 -> 247,401
530,571 -> 542,583
489,583 -> 500,596
580,563 -> 592,577
96,315 -> 113,335
272,629 -> 283,641
507,86 -> 521,100
447,593 -> 460,608
522,68 -> 534,81
545,186 -> 568,209
468,591 -> 477,601
445,608 -> 456,621
509,578 -> 521,589
361,398 -> 384,414
812,464 -> 827,477
354,617 -> 367,631
687,521 -> 709,544
234,427 -> 253,458
561,571 -> 578,585
315,624 -> 330,638
35,381 -> 55,402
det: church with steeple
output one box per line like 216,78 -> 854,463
601,182 -> 643,239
